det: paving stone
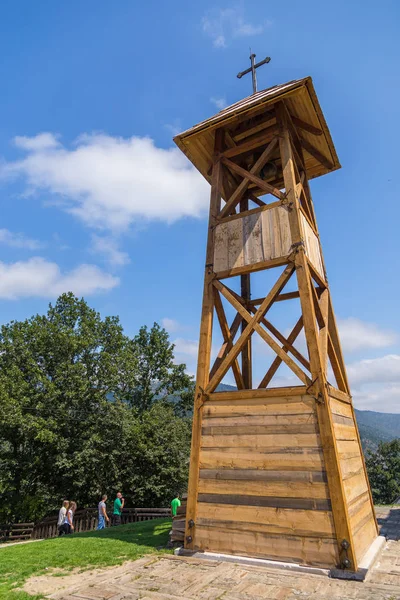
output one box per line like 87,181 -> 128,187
30,508 -> 400,600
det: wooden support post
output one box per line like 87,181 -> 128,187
240,197 -> 252,389
276,102 -> 358,571
184,128 -> 224,551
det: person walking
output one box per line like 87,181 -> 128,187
171,493 -> 181,517
57,500 -> 69,536
112,492 -> 124,526
62,501 -> 76,535
97,494 -> 109,530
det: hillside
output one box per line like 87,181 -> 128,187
216,384 -> 399,452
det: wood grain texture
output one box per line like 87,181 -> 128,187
213,205 -> 292,274
194,525 -> 338,566
196,503 -> 335,536
300,212 -> 324,278
198,478 -> 330,499
199,447 -> 325,471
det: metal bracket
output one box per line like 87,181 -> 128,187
196,386 -> 209,411
306,378 -> 324,403
340,539 -> 352,569
291,240 -> 305,250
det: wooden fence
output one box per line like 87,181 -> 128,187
0,522 -> 34,543
32,507 -> 171,539
0,508 -> 170,543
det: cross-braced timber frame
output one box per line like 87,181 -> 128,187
183,98 -> 378,571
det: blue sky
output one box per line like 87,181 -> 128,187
0,0 -> 399,411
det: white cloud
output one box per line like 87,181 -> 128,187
0,228 -> 43,250
346,355 -> 400,412
0,257 -> 118,299
0,132 -> 209,232
14,133 -> 60,151
173,337 -> 199,358
91,235 -> 130,267
210,97 -> 227,110
338,317 -> 397,353
352,384 -> 400,413
202,8 -> 270,48
347,354 -> 400,387
162,318 -> 181,333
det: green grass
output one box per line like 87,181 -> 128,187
0,518 -> 172,600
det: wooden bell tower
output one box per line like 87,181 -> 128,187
174,77 -> 378,571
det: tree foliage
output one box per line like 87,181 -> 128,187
0,293 -> 193,523
365,439 -> 400,504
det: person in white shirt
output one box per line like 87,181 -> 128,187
58,500 -> 69,536
62,501 -> 76,535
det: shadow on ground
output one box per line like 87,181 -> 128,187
377,507 -> 400,540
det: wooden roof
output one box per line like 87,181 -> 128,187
174,77 -> 340,184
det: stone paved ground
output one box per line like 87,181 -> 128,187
26,507 -> 400,600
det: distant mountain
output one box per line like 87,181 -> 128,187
215,383 -> 399,453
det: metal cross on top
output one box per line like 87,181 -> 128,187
237,53 -> 271,94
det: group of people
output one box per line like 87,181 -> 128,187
57,500 -> 77,535
57,491 -> 180,536
57,491 -> 125,535
97,492 -> 125,529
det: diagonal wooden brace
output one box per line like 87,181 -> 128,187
205,264 -> 295,393
219,137 -> 279,218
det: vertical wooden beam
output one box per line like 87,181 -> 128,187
184,128 -> 224,551
276,102 -> 357,571
240,198 -> 252,389
318,288 -> 329,377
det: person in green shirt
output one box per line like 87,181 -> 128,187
171,493 -> 181,517
112,491 -> 125,526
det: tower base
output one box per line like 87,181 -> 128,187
176,533 -> 386,581
186,385 -> 378,571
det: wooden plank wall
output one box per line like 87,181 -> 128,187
300,213 -> 324,279
329,391 -> 377,563
195,391 -> 339,567
214,206 -> 292,274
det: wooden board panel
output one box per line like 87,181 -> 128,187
191,391 -> 344,567
203,398 -> 315,418
199,447 -> 325,470
198,477 -> 330,499
350,499 -> 374,535
352,517 -> 377,564
343,472 -> 369,504
199,469 -> 327,482
202,412 -> 317,427
198,494 -> 331,511
213,206 -> 292,274
196,518 -> 334,539
332,423 -> 358,441
201,433 -> 321,449
330,398 -> 353,419
196,503 -> 335,536
300,212 -> 324,278
194,525 -> 338,566
340,456 -> 364,480
202,423 -> 319,436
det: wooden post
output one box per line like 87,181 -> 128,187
240,197 -> 252,389
276,101 -> 358,571
184,128 -> 224,550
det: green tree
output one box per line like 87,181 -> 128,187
128,322 -> 194,414
0,294 -> 192,523
366,439 -> 400,504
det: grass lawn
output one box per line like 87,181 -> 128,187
0,517 -> 172,600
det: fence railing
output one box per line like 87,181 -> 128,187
32,507 -> 171,540
0,522 -> 34,543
